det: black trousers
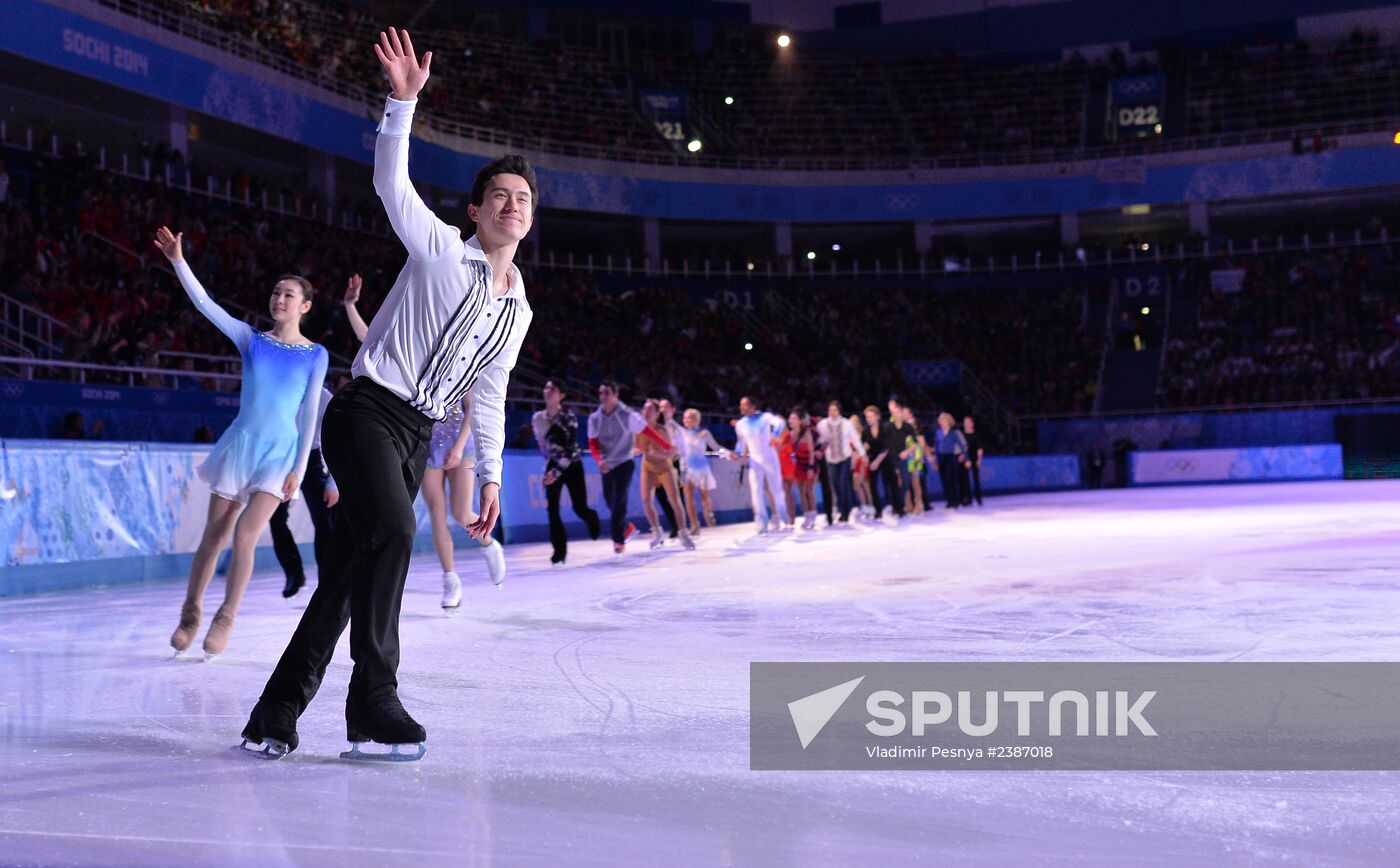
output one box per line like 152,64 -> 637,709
878,459 -> 904,516
602,459 -> 635,544
253,378 -> 432,723
960,463 -> 982,505
269,448 -> 334,584
937,454 -> 961,508
652,478 -> 679,535
546,460 -> 600,563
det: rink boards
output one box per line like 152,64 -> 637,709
0,440 -> 1081,593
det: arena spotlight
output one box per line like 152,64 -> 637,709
746,261 -> 755,271
806,251 -> 817,260
724,96 -> 735,106
1139,242 -> 1149,251
1141,307 -> 1151,315
1394,131 -> 1400,144
777,34 -> 791,48
831,243 -> 841,251
687,139 -> 703,153
744,342 -> 754,351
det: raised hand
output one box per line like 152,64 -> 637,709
343,273 -> 362,307
153,226 -> 183,263
373,28 -> 431,101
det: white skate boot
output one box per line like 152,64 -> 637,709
649,529 -> 665,549
441,571 -> 462,610
479,539 -> 506,589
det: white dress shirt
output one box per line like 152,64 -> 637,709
360,95 -> 533,486
734,412 -> 786,470
816,416 -> 865,463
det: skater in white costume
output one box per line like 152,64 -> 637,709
154,226 -> 328,659
344,277 -> 505,609
730,395 -> 790,534
678,408 -> 729,534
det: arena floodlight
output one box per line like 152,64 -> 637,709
687,139 -> 703,153
724,96 -> 735,106
806,251 -> 816,260
1141,307 -> 1151,315
777,34 -> 791,48
744,342 -> 754,351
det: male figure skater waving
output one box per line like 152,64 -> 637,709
241,28 -> 535,761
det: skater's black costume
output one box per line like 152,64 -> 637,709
243,82 -> 531,756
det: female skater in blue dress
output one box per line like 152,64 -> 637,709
154,226 -> 329,658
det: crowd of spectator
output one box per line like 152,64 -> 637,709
1184,31 -> 1400,138
138,0 -> 659,154
106,1 -> 1399,166
1161,245 -> 1400,407
0,143 -> 390,386
5,134 -> 1400,440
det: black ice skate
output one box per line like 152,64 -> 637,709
238,704 -> 299,760
342,698 -> 427,762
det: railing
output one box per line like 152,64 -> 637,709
521,227 -> 1396,280
0,294 -> 65,358
1022,394 -> 1400,423
84,0 -> 1400,173
0,355 -> 593,413
0,355 -> 246,388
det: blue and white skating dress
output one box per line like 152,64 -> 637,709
173,260 -> 328,504
426,399 -> 475,470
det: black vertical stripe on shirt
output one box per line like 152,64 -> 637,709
410,263 -> 490,417
410,289 -> 484,415
458,298 -> 517,387
440,298 -> 517,410
412,264 -> 487,410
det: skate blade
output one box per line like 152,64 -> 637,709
203,652 -> 222,663
339,742 -> 425,762
237,738 -> 291,760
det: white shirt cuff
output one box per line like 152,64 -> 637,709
377,95 -> 417,136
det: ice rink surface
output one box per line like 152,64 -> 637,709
4,480 -> 1400,866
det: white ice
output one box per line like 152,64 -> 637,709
4,480 -> 1400,865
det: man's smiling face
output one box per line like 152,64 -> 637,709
470,172 -> 533,245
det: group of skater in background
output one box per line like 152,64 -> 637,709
535,384 -> 989,564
